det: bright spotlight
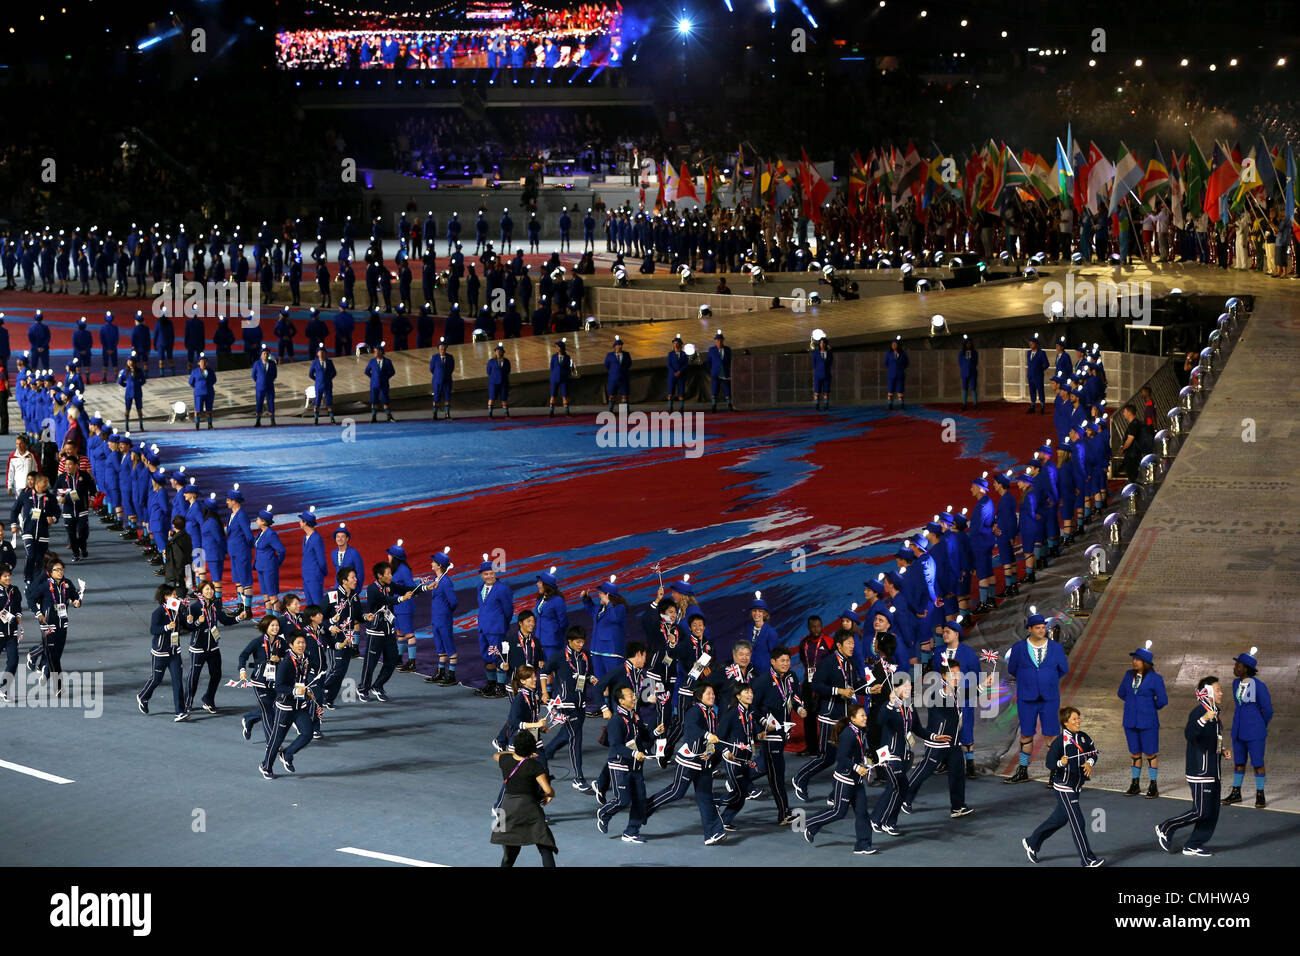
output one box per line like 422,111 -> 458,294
677,17 -> 692,35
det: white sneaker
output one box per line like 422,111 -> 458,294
704,832 -> 727,846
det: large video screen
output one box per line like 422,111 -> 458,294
276,1 -> 624,70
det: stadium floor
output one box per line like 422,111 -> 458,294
1,404 -> 1294,866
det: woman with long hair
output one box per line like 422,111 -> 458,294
118,351 -> 147,432
581,574 -> 628,684
533,567 -> 569,660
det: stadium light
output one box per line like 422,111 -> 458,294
677,17 -> 693,36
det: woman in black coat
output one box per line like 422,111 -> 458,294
490,729 -> 557,867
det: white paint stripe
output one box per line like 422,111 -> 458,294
0,758 -> 74,785
336,847 -> 447,867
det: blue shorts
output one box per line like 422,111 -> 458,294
997,535 -> 1017,567
1021,521 -> 1043,550
1231,735 -> 1265,767
479,630 -> 504,665
432,622 -> 454,655
1018,699 -> 1061,737
230,553 -> 253,586
489,382 -> 509,401
888,374 -> 905,393
974,542 -> 994,578
813,376 -> 830,394
550,380 -> 568,398
958,570 -> 973,597
1124,727 -> 1159,755
432,383 -> 452,402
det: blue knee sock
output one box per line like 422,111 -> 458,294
964,751 -> 973,762
1005,567 -> 1017,584
407,643 -> 418,661
1233,771 -> 1245,787
447,660 -> 456,675
1148,766 -> 1158,781
1018,751 -> 1031,767
1034,546 -> 1044,560
1254,773 -> 1265,791
1131,765 -> 1141,779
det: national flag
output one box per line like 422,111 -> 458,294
976,140 -> 1003,212
705,161 -> 718,205
1055,137 -> 1074,200
1185,135 -> 1210,213
677,160 -> 698,203
655,160 -> 665,210
979,649 -> 999,664
1083,142 -> 1112,214
774,158 -> 794,208
799,148 -> 831,222
1168,149 -> 1185,226
758,160 -> 773,209
890,142 -> 924,209
1108,142 -> 1144,214
848,150 -> 868,215
1139,141 -> 1170,201
1254,135 -> 1281,199
662,159 -> 679,204
1231,144 -> 1263,211
1203,142 -> 1237,222
1022,149 -> 1054,201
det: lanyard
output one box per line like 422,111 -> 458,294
771,668 -> 791,708
565,646 -> 586,677
697,702 -> 715,733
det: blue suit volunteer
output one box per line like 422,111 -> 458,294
251,346 -> 277,426
1224,648 -> 1272,808
298,507 -> 327,607
1117,642 -> 1167,798
187,354 -> 216,429
1004,609 -> 1069,783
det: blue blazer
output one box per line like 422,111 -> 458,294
1117,669 -> 1168,730
476,579 -> 514,637
1230,677 -> 1272,740
1006,638 -> 1068,703
581,594 -> 626,656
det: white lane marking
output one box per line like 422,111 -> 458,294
336,847 -> 447,867
0,758 -> 75,784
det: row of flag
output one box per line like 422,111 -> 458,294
642,131 -> 1300,239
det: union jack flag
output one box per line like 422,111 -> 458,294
979,649 -> 999,664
